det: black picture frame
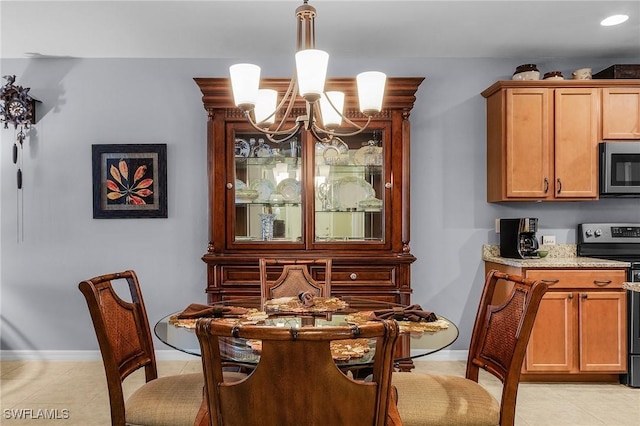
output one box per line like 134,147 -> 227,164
92,144 -> 167,218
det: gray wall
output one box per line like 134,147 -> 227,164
1,56 -> 639,355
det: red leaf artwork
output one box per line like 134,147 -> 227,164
105,158 -> 154,205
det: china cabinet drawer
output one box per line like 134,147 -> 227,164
331,265 -> 396,287
526,269 -> 625,289
220,266 -> 260,287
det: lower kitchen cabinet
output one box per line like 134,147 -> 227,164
485,264 -> 627,381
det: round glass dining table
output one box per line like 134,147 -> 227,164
154,297 -> 459,369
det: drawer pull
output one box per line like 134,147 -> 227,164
593,280 -> 612,286
349,273 -> 357,280
541,279 -> 559,285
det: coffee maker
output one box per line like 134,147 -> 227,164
499,218 -> 540,259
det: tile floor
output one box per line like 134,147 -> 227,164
1,359 -> 638,425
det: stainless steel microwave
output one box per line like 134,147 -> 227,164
600,142 -> 640,197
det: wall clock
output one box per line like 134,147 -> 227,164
1,75 -> 37,129
1,75 -> 39,191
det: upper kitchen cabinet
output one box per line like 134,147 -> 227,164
195,77 -> 423,305
602,87 -> 640,139
482,80 -> 640,202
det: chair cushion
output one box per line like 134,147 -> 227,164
126,372 -> 246,426
392,372 -> 500,426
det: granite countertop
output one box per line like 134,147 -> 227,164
482,244 -> 631,269
624,282 -> 640,292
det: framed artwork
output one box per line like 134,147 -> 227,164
92,144 -> 167,218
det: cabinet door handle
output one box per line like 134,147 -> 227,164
593,279 -> 612,286
541,279 -> 559,285
544,178 -> 549,193
568,293 -> 574,299
226,182 -> 233,189
349,273 -> 358,280
556,178 -> 562,194
581,293 -> 588,300
385,182 -> 392,189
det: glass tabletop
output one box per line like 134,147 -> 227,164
153,297 -> 459,366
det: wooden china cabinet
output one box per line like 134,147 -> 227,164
195,77 -> 423,310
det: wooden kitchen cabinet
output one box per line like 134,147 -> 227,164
482,80 -> 640,202
602,87 -> 640,139
484,83 -> 599,201
485,263 -> 627,381
195,77 -> 422,306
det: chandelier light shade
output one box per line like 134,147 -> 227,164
255,89 -> 278,125
295,49 -> 329,102
228,0 -> 386,143
319,91 -> 345,128
357,71 -> 387,115
229,63 -> 261,111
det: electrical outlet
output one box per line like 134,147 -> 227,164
495,219 -> 500,233
542,235 -> 556,245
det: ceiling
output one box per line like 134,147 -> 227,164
1,1 -> 639,60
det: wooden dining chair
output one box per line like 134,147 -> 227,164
78,270 -> 245,426
195,317 -> 400,426
259,258 -> 332,302
392,270 -> 549,426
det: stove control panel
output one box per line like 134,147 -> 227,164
579,223 -> 640,243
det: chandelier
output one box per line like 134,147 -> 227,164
229,0 -> 386,144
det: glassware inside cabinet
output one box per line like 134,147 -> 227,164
233,135 -> 302,242
314,131 -> 385,243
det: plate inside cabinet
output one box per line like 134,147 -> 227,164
353,145 -> 383,166
251,141 -> 273,158
276,178 -> 301,202
332,176 -> 375,210
250,178 -> 276,202
235,139 -> 250,157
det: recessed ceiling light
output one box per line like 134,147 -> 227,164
601,14 -> 629,26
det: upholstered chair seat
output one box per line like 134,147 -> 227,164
393,372 -> 500,426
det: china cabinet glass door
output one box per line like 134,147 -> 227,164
313,129 -> 386,244
232,128 -> 303,244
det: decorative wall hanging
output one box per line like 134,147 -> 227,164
0,74 -> 39,190
92,144 -> 167,219
1,74 -> 40,241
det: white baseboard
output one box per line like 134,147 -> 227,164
1,349 -> 466,362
